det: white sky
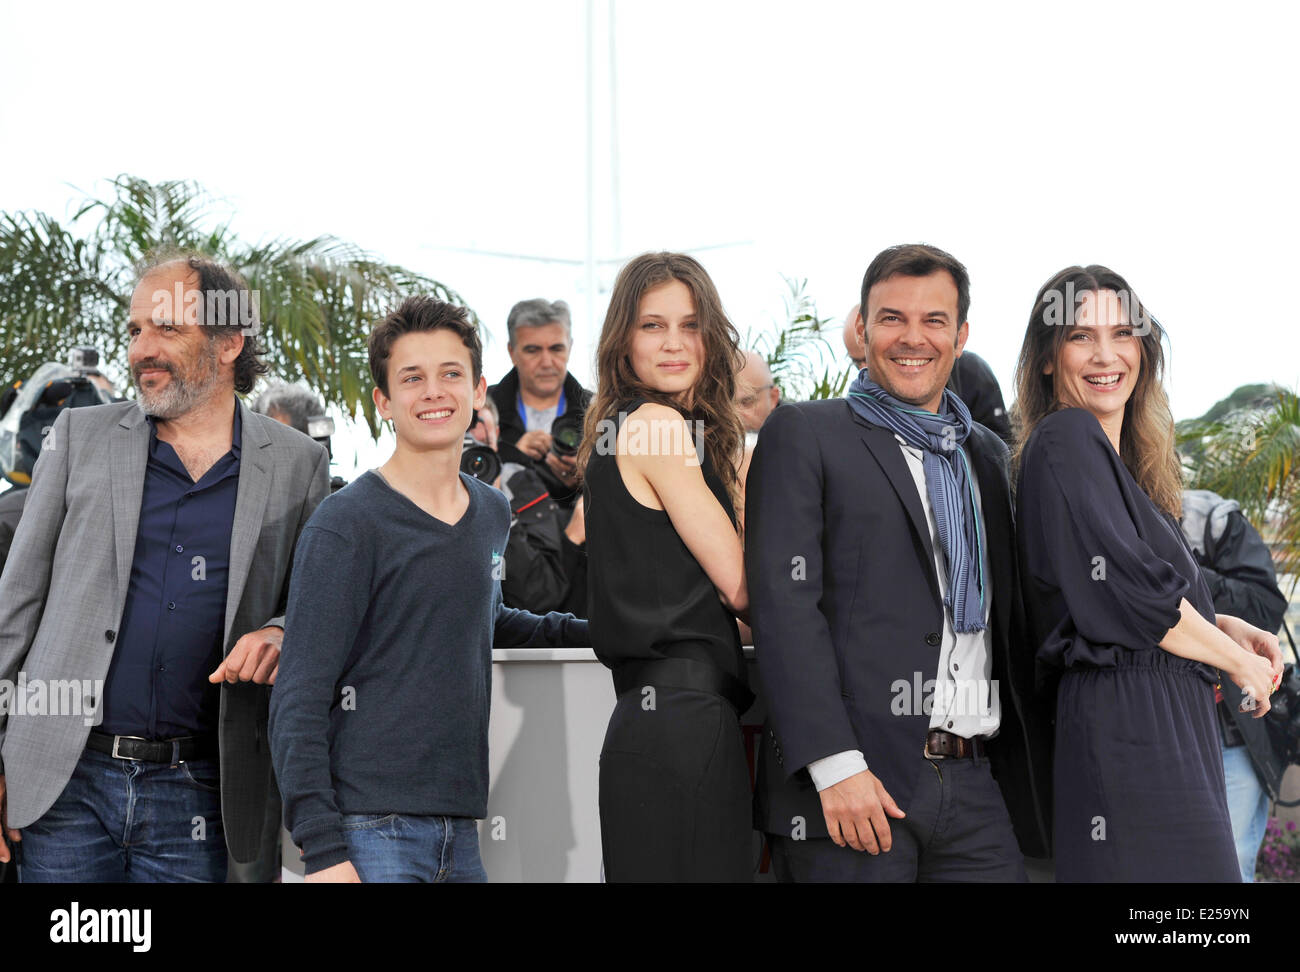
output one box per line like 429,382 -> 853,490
3,0 -> 1298,478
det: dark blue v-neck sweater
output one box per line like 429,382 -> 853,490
269,470 -> 588,873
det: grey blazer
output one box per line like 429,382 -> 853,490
0,399 -> 329,862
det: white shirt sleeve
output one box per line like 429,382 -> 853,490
806,750 -> 868,791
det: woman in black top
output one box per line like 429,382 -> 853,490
1013,265 -> 1281,882
579,251 -> 752,882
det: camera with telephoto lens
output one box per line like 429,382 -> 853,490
549,409 -> 585,459
462,434 -> 501,484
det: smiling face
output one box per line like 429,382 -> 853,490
861,271 -> 968,412
373,329 -> 487,454
628,278 -> 703,404
1044,288 -> 1140,426
127,264 -> 239,418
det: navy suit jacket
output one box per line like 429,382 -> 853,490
745,398 -> 1050,856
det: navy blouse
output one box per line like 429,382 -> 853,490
1016,407 -> 1217,684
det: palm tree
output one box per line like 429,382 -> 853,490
0,175 -> 474,435
1179,387 -> 1300,594
747,276 -> 854,402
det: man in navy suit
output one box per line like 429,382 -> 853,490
745,244 -> 1050,881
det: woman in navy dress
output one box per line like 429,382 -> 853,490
1013,265 -> 1282,882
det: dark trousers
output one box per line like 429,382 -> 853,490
768,752 -> 1027,882
600,685 -> 753,882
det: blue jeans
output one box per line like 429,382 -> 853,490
341,813 -> 486,883
19,747 -> 227,883
1222,743 -> 1269,883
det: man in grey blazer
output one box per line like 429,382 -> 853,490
0,256 -> 329,881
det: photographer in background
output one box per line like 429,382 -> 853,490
468,398 -> 586,617
253,382 -> 325,435
254,382 -> 347,494
488,299 -> 592,508
1180,488 -> 1290,883
0,352 -> 115,572
734,351 -> 780,435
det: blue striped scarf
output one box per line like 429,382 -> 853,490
847,374 -> 987,633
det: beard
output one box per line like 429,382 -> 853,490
132,339 -> 223,419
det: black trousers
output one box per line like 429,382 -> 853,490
599,685 -> 753,882
768,753 -> 1027,882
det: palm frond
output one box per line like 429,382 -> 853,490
745,276 -> 847,402
1182,388 -> 1300,591
0,176 -> 474,438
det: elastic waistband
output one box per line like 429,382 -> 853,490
1064,648 -> 1217,682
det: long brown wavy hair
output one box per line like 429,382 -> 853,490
1013,265 -> 1182,517
578,251 -> 746,515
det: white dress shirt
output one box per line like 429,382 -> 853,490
807,436 -> 998,791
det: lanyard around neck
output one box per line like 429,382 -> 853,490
517,386 -> 565,429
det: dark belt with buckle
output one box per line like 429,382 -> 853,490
87,730 -> 218,764
924,729 -> 987,759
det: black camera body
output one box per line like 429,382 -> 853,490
67,346 -> 100,374
0,358 -> 113,486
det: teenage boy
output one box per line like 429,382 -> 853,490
269,296 -> 589,882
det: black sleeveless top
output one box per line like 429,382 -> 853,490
583,401 -> 747,683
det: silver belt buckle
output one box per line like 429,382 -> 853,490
923,739 -> 947,760
110,734 -> 148,761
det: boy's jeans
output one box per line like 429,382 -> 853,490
341,812 -> 486,882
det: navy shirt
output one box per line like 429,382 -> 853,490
100,405 -> 242,738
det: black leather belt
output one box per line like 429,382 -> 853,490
924,729 -> 987,759
613,656 -> 755,717
87,730 -> 218,764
